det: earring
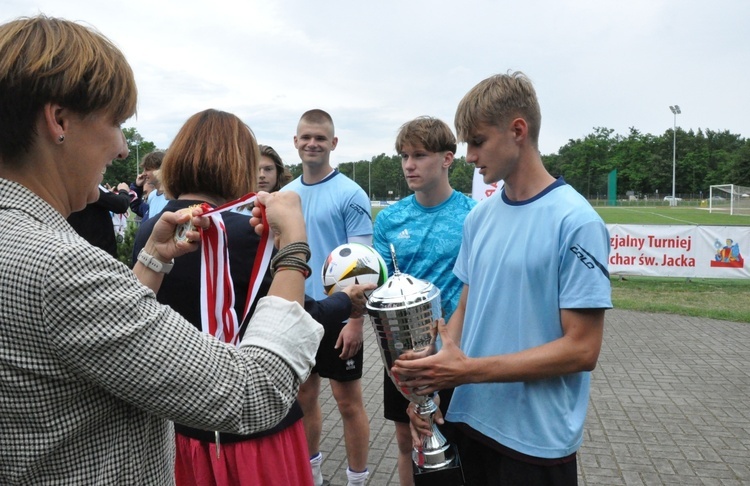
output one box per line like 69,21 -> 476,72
58,135 -> 65,143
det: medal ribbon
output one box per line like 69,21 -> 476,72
198,193 -> 273,347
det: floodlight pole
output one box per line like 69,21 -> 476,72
669,105 -> 681,207
132,132 -> 143,182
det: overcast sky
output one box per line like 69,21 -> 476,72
4,0 -> 749,169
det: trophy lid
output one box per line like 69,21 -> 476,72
366,244 -> 440,312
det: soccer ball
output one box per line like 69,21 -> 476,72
322,243 -> 388,296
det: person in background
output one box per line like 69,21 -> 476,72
232,143 -> 289,215
257,144 -> 292,192
252,142 -> 375,373
281,109 -> 373,486
133,109 -> 373,486
394,72 -> 612,485
143,179 -> 155,200
372,116 -> 476,486
128,150 -> 164,220
252,142 -> 370,337
145,168 -> 168,218
121,178 -> 154,223
68,184 -> 131,258
0,15 -> 323,484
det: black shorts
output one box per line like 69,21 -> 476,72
311,321 -> 363,382
383,368 -> 453,423
449,424 -> 578,485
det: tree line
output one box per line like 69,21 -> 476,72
543,127 -> 750,200
286,154 -> 476,201
107,126 -> 750,202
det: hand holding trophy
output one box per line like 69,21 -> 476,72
367,245 -> 465,485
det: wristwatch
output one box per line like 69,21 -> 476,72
137,248 -> 174,274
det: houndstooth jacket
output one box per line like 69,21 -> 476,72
0,178 -> 323,485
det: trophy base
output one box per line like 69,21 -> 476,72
413,444 -> 465,486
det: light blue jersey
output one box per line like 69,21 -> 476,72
450,178 -> 612,459
282,170 -> 372,300
373,191 -> 475,321
145,192 -> 168,220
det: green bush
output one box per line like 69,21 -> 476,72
117,221 -> 139,268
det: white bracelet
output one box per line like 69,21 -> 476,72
137,248 -> 174,274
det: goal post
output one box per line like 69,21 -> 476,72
709,184 -> 750,215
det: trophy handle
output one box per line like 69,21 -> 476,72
389,243 -> 401,275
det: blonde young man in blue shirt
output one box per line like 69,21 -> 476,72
394,72 -> 612,485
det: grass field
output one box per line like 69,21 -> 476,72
374,202 -> 750,323
595,205 -> 750,226
609,275 -> 750,323
375,202 -> 750,226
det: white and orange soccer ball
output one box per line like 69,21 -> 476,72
322,243 -> 388,296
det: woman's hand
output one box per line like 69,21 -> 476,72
250,191 -> 307,248
144,206 -> 207,262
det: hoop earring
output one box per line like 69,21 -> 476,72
58,135 -> 65,143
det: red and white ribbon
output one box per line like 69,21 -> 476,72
198,193 -> 273,347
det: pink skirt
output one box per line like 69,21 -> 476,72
174,420 -> 314,486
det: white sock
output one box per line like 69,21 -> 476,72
346,467 -> 369,486
310,452 -> 324,486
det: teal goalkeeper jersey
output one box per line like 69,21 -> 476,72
373,191 -> 476,321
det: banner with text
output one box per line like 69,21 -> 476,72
470,172 -> 748,279
607,224 -> 749,279
472,169 -> 504,202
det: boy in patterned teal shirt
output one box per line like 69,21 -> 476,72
372,116 -> 475,486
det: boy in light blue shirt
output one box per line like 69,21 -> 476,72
393,73 -> 612,485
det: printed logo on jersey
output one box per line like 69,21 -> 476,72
398,229 -> 410,239
345,359 -> 356,370
348,203 -> 372,220
570,244 -> 609,278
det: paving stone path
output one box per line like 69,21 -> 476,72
317,310 -> 750,485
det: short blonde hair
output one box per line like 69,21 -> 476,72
298,109 -> 335,133
455,71 -> 541,149
299,108 -> 333,126
0,15 -> 137,162
161,109 -> 258,201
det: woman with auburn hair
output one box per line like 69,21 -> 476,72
0,15 -> 323,484
134,109 -> 371,485
159,110 -> 258,203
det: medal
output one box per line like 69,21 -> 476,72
173,204 -> 204,243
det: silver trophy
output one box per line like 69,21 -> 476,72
367,245 -> 464,485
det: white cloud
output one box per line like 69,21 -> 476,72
4,0 -> 749,171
